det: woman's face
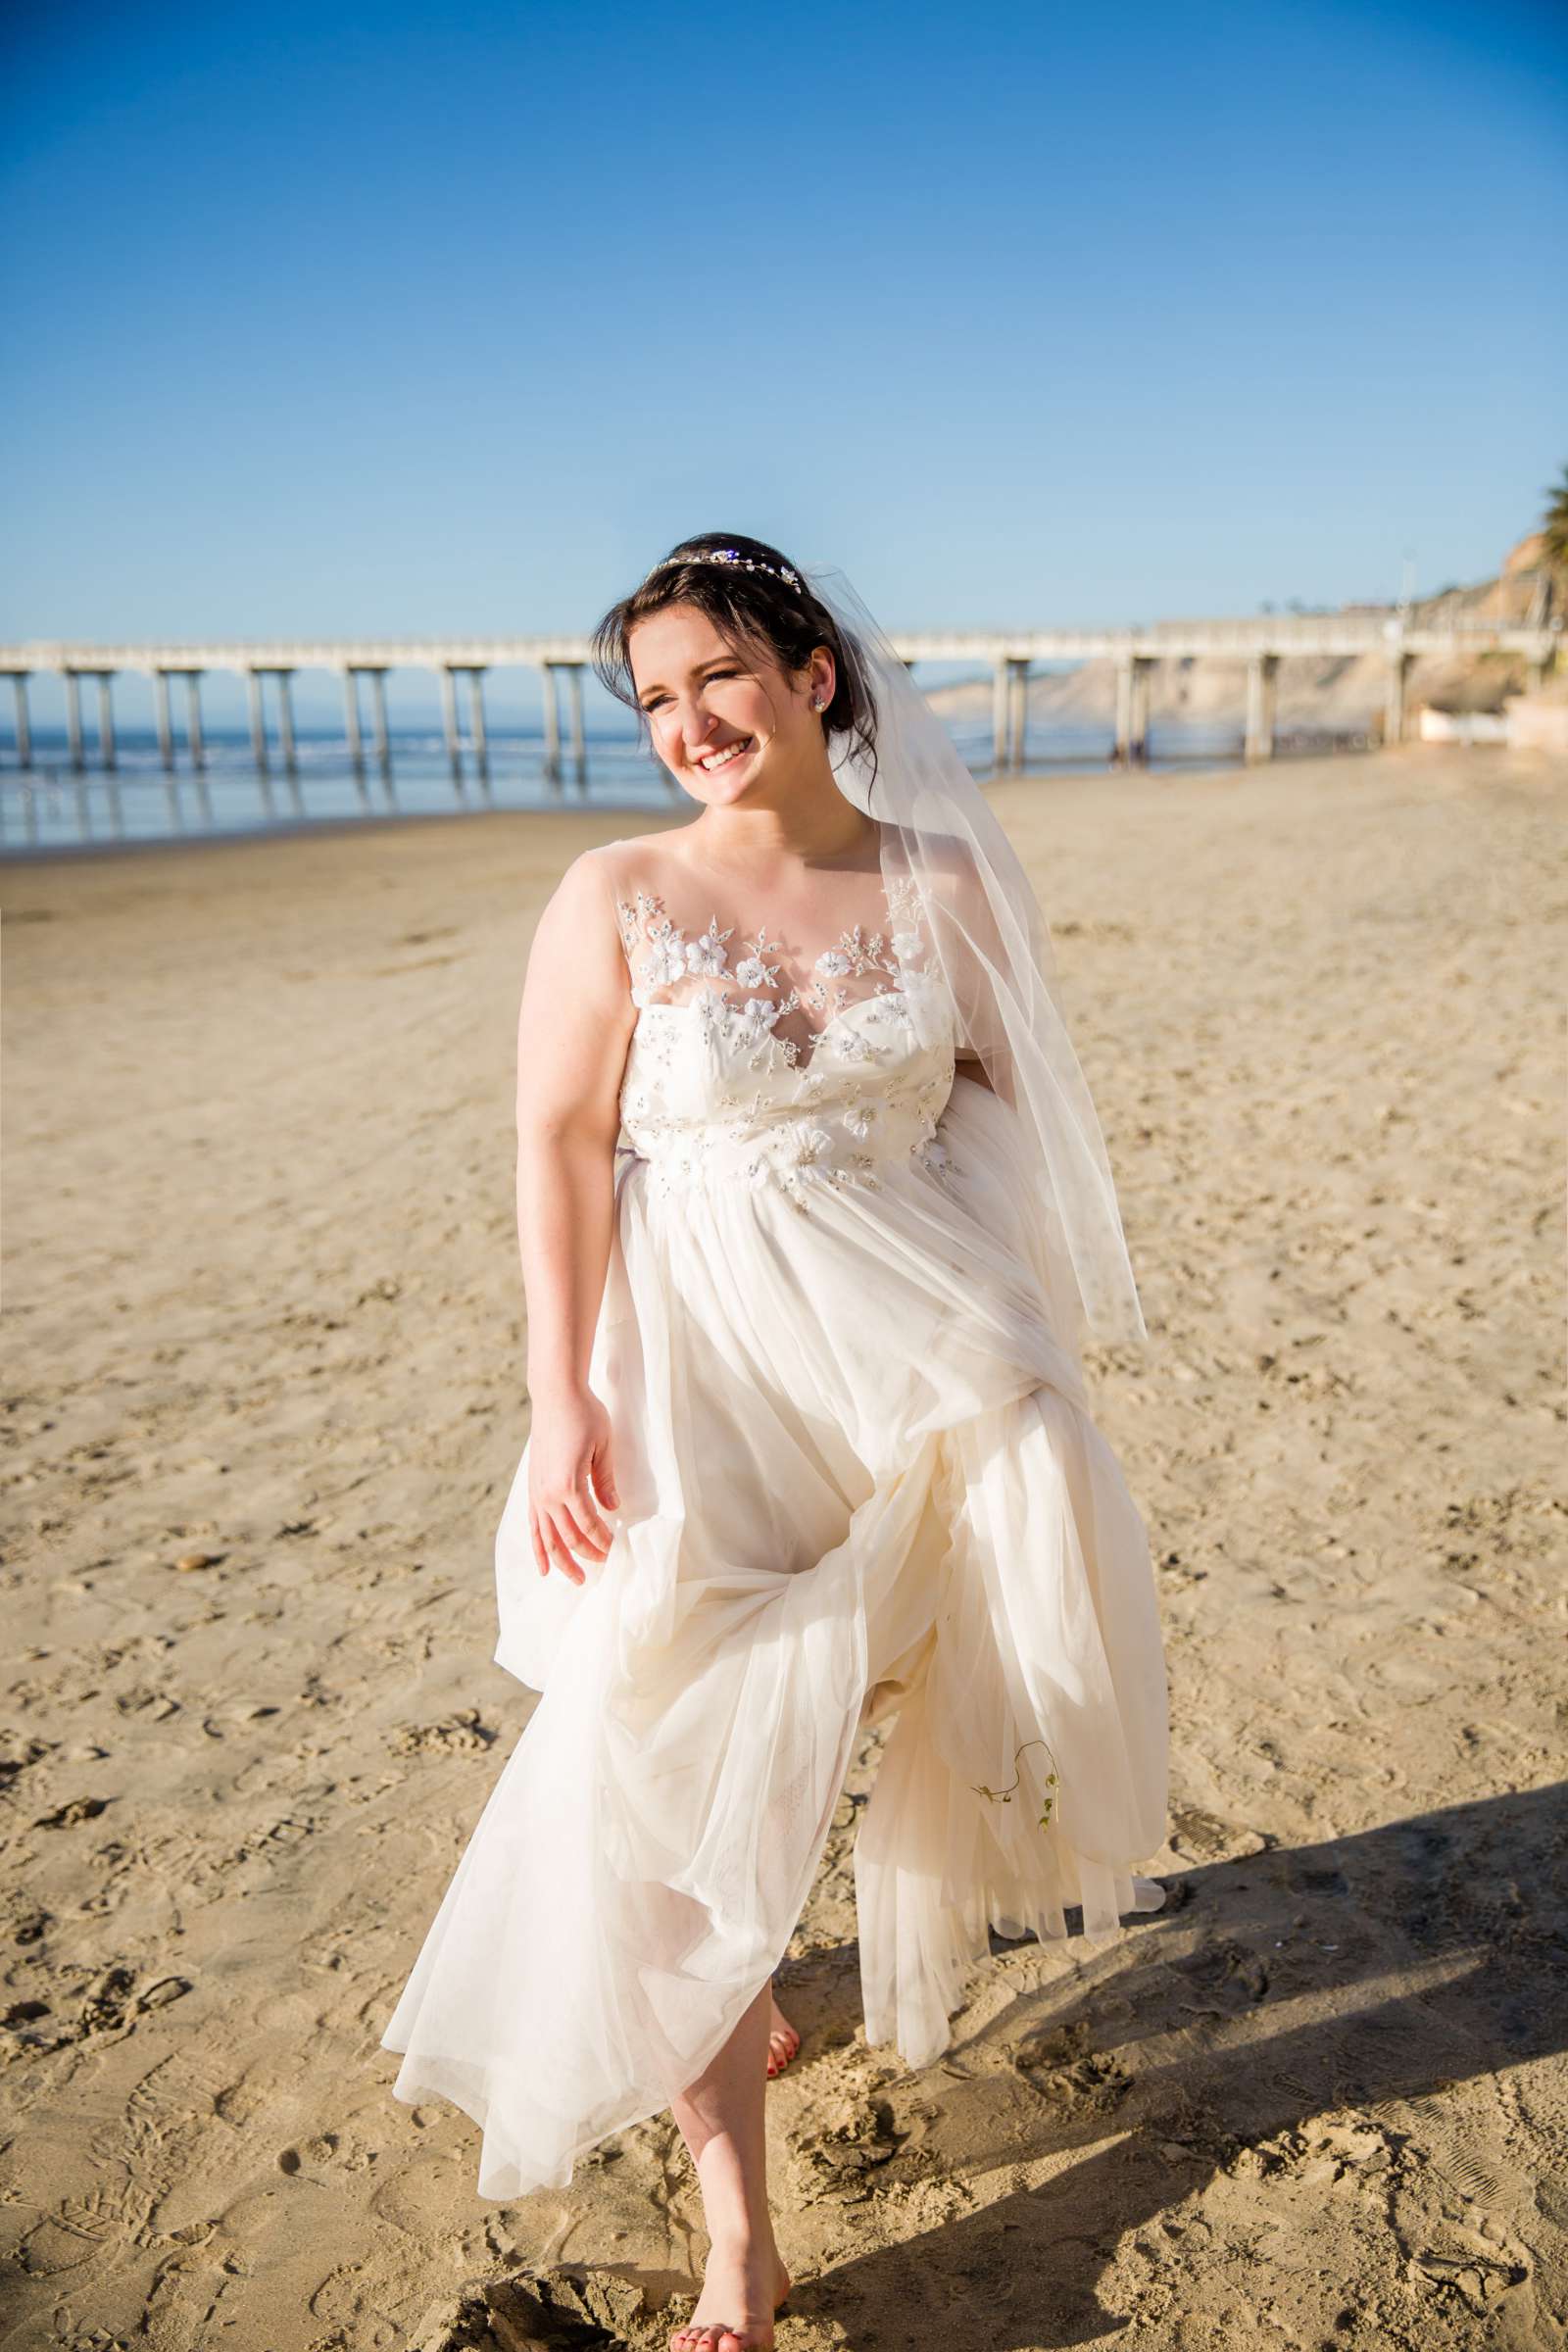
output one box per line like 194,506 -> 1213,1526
627,602 -> 834,808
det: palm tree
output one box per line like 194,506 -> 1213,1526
1542,463 -> 1568,573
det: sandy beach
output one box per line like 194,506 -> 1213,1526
2,742 -> 1564,2352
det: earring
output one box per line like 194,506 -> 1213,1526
810,694 -> 825,710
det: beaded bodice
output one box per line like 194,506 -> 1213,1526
612,868 -> 961,1210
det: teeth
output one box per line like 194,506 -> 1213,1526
700,739 -> 752,770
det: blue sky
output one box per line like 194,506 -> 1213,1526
3,0 -> 1565,649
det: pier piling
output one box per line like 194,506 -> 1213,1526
182,673 -> 207,775
1245,652 -> 1279,762
564,663 -> 586,791
1114,654 -> 1154,765
366,669 -> 391,790
154,671 -> 174,769
1384,644 -> 1415,746
275,671 -> 298,776
541,663 -> 563,789
466,668 -> 489,770
439,666 -> 462,772
95,673 -> 117,772
65,672 -> 84,772
343,669 -> 364,765
247,672 -> 270,773
1007,658 -> 1031,770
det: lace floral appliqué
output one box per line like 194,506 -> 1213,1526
614,875 -> 929,1059
612,873 -> 963,1209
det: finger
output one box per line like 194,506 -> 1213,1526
569,1486 -> 614,1555
555,1499 -> 607,1562
592,1446 -> 620,1512
543,1514 -> 586,1585
530,1514 -> 549,1576
544,1539 -> 583,1588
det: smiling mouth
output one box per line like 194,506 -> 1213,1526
697,736 -> 755,772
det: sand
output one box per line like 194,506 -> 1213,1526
1,744 -> 1564,2352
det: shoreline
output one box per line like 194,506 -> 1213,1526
0,734 -> 1440,870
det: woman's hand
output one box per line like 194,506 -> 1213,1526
528,1386 -> 620,1584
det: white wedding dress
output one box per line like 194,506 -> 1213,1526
380,841 -> 1169,2201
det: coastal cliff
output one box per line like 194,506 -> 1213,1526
928,532 -> 1559,734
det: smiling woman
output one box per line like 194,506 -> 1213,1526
378,531 -> 1169,2352
607,539 -> 877,815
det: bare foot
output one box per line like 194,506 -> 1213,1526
669,2243 -> 792,2352
765,1987 -> 800,2081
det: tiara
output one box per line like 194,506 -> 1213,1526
649,547 -> 803,595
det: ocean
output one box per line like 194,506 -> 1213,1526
0,711 -> 1356,858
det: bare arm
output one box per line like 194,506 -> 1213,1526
514,849 -> 637,1583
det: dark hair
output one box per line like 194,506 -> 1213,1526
589,529 -> 880,795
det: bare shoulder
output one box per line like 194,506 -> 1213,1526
587,826 -> 713,920
514,846 -> 637,1113
584,824 -> 693,875
523,845 -> 632,1004
559,837 -> 623,888
542,841 -> 631,926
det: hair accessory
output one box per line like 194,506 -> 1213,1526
649,548 -> 804,595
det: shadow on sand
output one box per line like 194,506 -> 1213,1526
767,1784 -> 1566,2347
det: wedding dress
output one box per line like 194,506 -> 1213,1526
380,838 -> 1169,2202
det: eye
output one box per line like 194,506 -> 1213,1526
640,668 -> 740,714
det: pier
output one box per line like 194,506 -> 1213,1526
0,612 -> 1555,791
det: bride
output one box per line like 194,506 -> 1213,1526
380,533 -> 1170,2352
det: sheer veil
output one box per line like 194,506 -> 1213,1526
804,562 -> 1151,1357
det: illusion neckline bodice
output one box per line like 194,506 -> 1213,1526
612,862 -> 933,1079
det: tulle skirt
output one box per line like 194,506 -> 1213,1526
379,1076 -> 1169,2199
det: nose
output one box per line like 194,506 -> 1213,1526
680,706 -> 717,759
